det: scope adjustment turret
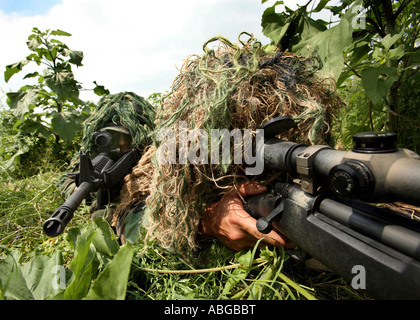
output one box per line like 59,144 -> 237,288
352,131 -> 397,154
329,160 -> 374,200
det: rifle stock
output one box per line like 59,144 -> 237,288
245,183 -> 420,299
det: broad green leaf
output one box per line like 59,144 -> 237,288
293,18 -> 353,80
4,59 -> 29,82
236,249 -> 253,267
261,2 -> 285,45
64,230 -> 98,300
91,218 -> 120,257
292,0 -> 361,80
388,45 -> 405,61
84,243 -> 133,300
261,2 -> 307,50
0,250 -> 68,300
44,71 -> 79,102
0,251 -> 34,300
6,90 -> 38,118
65,49 -> 84,66
51,111 -> 81,144
20,117 -> 52,140
381,30 -> 403,51
21,251 -> 67,300
27,52 -> 42,65
361,67 -> 398,104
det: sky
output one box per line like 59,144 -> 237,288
0,0 -> 335,104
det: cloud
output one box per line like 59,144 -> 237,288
1,0 -> 273,103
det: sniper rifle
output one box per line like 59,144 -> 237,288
244,116 -> 420,299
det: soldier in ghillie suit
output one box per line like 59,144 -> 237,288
56,92 -> 155,224
112,33 -> 343,261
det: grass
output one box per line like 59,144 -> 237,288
0,164 -> 367,300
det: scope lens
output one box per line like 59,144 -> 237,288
95,132 -> 112,148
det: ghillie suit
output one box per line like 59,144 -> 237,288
81,92 -> 155,154
114,33 -> 343,259
57,91 -> 155,201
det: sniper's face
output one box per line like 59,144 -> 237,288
106,129 -> 133,153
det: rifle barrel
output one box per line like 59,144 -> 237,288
43,181 -> 92,237
319,198 -> 420,261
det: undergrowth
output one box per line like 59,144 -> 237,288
0,163 -> 367,300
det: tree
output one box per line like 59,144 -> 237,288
4,27 -> 109,145
2,28 -> 109,171
261,0 -> 420,151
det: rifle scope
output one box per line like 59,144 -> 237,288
260,117 -> 420,206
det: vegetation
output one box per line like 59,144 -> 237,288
2,28 -> 109,176
261,0 -> 420,151
1,0 -> 418,300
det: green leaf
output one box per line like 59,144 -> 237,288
51,29 -> 72,37
312,0 -> 330,12
293,18 -> 353,80
26,37 -> 40,51
236,249 -> 253,267
51,110 -> 82,145
65,49 -> 84,66
27,52 -> 42,65
261,2 -> 307,49
93,81 -> 110,96
21,251 -> 67,300
261,1 -> 287,45
381,30 -> 403,51
23,71 -> 39,79
20,117 -> 52,140
0,251 -> 34,300
0,250 -> 68,300
6,90 -> 38,118
4,59 -> 29,82
91,218 -> 120,257
388,45 -> 405,61
361,67 -> 398,104
64,229 -> 98,300
44,71 -> 79,101
84,243 -> 134,300
292,0 -> 360,80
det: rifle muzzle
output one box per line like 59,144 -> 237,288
43,206 -> 74,237
43,181 -> 92,237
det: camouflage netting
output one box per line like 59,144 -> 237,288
114,33 -> 343,258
